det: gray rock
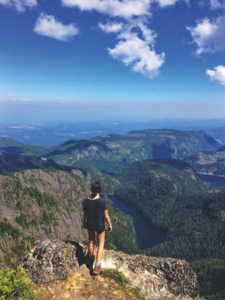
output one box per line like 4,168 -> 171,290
19,239 -> 203,300
19,239 -> 79,284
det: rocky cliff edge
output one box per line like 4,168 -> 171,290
19,239 -> 205,300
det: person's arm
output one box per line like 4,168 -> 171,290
83,211 -> 87,228
104,210 -> 112,232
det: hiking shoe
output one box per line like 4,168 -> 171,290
93,264 -> 102,275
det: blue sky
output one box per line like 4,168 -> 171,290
0,0 -> 225,121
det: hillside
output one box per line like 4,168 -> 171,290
0,152 -> 93,181
117,158 -> 213,195
0,137 -> 49,156
181,147 -> 225,176
218,145 -> 225,152
114,159 -> 225,262
0,169 -> 136,267
191,258 -> 225,300
46,129 -> 221,176
206,127 -> 225,145
0,152 -> 69,174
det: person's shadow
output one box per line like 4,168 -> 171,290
64,240 -> 96,275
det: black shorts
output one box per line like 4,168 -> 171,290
87,225 -> 105,235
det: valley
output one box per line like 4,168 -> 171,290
1,128 -> 225,299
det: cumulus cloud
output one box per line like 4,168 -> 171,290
0,0 -> 37,12
34,13 -> 79,41
206,65 -> 225,85
98,22 -> 124,33
61,0 -> 184,19
63,0 -> 183,78
107,25 -> 165,79
62,0 -> 150,18
187,15 -> 225,55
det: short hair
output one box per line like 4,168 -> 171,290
91,182 -> 103,194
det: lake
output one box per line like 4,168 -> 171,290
198,174 -> 225,186
109,175 -> 225,250
109,195 -> 166,250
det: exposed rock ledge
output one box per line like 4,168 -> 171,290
19,240 -> 204,300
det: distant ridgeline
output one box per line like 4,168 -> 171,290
0,131 -> 225,299
181,145 -> 225,177
0,129 -> 221,176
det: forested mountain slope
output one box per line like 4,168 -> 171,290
0,152 -> 92,180
114,159 -> 225,262
0,152 -> 70,174
191,258 -> 225,300
181,146 -> 225,176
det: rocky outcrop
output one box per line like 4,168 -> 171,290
19,240 -> 79,284
19,239 -> 203,300
89,246 -> 200,299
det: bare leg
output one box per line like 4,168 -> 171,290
88,230 -> 95,257
96,231 -> 105,263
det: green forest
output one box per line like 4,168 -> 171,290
113,159 -> 225,299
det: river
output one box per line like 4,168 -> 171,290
109,195 -> 166,250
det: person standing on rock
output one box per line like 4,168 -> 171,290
83,181 -> 112,274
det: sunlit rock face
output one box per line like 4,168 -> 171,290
19,239 -> 203,300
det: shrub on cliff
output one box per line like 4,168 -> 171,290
0,266 -> 43,300
103,269 -> 131,287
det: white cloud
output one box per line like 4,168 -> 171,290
0,0 -> 37,12
61,0 -> 151,19
34,13 -> 79,41
62,0 -> 182,78
61,0 -> 184,19
156,0 -> 179,7
108,25 -> 165,79
187,15 -> 225,55
206,65 -> 225,85
98,22 -> 124,33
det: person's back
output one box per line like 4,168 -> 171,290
83,197 -> 107,231
83,182 -> 112,274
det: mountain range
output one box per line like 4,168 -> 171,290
0,129 -> 221,176
1,129 -> 225,299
